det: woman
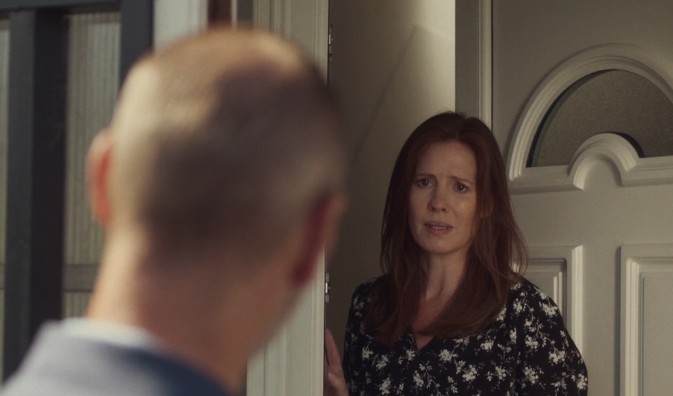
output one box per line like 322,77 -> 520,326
326,112 -> 587,395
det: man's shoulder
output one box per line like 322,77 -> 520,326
1,323 -> 230,396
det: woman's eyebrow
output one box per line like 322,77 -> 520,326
451,175 -> 475,185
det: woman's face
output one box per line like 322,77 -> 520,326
407,140 -> 478,264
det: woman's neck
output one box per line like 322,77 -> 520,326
422,253 -> 467,303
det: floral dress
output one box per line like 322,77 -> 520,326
343,278 -> 588,395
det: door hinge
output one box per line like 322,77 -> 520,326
325,271 -> 331,304
327,24 -> 334,84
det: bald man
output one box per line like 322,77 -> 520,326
1,27 -> 346,396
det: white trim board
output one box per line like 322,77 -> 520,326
526,245 -> 584,353
247,1 -> 328,395
620,244 -> 673,396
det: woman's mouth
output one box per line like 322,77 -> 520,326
425,222 -> 452,232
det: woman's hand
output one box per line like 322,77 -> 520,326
325,328 -> 349,396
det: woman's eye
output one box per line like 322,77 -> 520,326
455,183 -> 469,193
415,177 -> 432,188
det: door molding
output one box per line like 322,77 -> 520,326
527,245 -> 584,352
510,133 -> 673,194
506,44 -> 673,194
252,0 -> 329,75
620,244 -> 673,396
246,1 -> 328,395
455,0 -> 492,125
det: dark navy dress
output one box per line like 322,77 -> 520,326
343,278 -> 588,395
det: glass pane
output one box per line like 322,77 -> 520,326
64,11 -> 120,317
530,70 -> 673,167
0,16 -> 9,377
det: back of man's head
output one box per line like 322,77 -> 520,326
104,27 -> 345,263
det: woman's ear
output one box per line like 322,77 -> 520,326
87,129 -> 114,226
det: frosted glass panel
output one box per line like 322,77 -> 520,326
64,11 -> 120,316
530,70 -> 673,167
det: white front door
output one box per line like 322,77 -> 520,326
474,1 -> 673,395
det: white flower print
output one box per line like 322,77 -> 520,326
413,371 -> 424,387
376,355 -> 389,369
494,366 -> 507,381
439,349 -> 457,362
541,302 -> 557,316
462,365 -> 477,382
378,377 -> 391,394
524,335 -> 539,350
523,366 -> 539,384
481,340 -> 494,351
496,306 -> 507,321
343,278 -> 587,395
549,349 -> 566,364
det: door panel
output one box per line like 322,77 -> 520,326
512,156 -> 673,394
491,2 -> 673,394
621,244 -> 673,396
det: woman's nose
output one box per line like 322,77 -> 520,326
429,193 -> 448,212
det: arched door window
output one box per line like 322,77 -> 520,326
528,70 -> 673,167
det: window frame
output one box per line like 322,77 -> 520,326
0,0 -> 152,379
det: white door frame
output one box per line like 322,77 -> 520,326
246,1 -> 329,395
455,0 -> 492,126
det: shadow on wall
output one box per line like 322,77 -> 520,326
327,17 -> 455,352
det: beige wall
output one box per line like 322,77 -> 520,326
326,0 -> 455,351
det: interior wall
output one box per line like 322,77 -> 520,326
327,0 -> 455,351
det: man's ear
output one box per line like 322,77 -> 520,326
291,193 -> 348,287
87,129 -> 114,226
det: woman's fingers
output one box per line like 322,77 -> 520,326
325,328 -> 344,376
324,328 -> 349,396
